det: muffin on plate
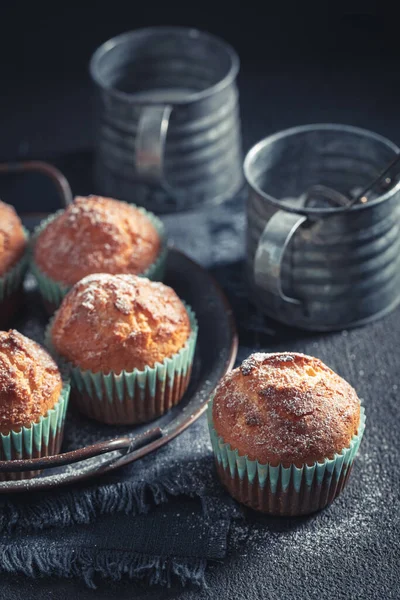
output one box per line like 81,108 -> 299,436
0,201 -> 29,327
31,195 -> 167,313
208,352 -> 365,516
0,330 -> 70,481
46,273 -> 198,425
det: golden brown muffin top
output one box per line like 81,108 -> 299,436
0,201 -> 26,276
51,273 -> 191,374
0,330 -> 63,435
212,352 -> 361,467
33,195 -> 162,286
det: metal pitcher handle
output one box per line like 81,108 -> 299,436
135,105 -> 172,185
254,210 -> 307,306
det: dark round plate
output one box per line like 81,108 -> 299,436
0,241 -> 238,493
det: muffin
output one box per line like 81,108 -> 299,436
46,273 -> 198,425
31,195 -> 167,313
0,201 -> 29,327
0,330 -> 70,481
208,352 -> 366,516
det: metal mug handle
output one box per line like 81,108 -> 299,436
254,210 -> 307,305
135,104 -> 173,185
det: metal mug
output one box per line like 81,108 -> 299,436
245,124 -> 400,331
89,27 -> 243,213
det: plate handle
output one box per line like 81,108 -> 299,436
0,160 -> 73,207
0,427 -> 163,473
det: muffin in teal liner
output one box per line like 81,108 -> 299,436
30,195 -> 167,313
0,201 -> 29,328
0,330 -> 70,482
45,273 -> 198,425
208,352 -> 366,516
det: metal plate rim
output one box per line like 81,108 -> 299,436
0,247 -> 238,493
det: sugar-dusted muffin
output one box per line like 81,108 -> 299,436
0,201 -> 26,276
0,201 -> 28,327
48,274 -> 198,425
208,352 -> 366,516
0,330 -> 70,480
51,273 -> 192,373
31,196 -> 166,313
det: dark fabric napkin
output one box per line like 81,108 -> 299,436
0,194 -> 248,589
0,429 -> 240,588
2,186 -> 400,600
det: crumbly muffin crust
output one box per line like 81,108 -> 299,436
0,200 -> 26,276
0,330 -> 63,434
51,273 -> 191,374
34,195 -> 161,286
212,352 -> 361,467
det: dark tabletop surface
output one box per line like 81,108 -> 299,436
1,31 -> 400,599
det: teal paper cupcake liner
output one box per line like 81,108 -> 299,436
45,305 -> 198,425
30,204 -> 168,312
0,232 -> 29,327
0,252 -> 29,301
0,380 -> 70,481
208,400 -> 366,516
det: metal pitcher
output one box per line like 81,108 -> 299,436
89,27 -> 243,213
245,124 -> 400,331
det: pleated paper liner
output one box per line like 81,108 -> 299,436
29,204 -> 168,314
208,401 -> 366,516
45,305 -> 198,425
0,234 -> 29,328
0,381 -> 70,482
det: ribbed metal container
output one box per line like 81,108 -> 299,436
245,124 -> 400,331
90,27 -> 243,213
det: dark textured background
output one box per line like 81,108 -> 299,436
1,10 -> 400,599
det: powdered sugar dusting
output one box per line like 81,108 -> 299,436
33,196 -> 161,286
114,295 -> 133,315
51,273 -> 192,373
213,352 -> 360,466
0,330 -> 62,434
0,200 -> 26,275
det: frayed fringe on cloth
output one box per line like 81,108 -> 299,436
1,545 -> 207,589
0,472 -> 205,534
0,471 -> 237,535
